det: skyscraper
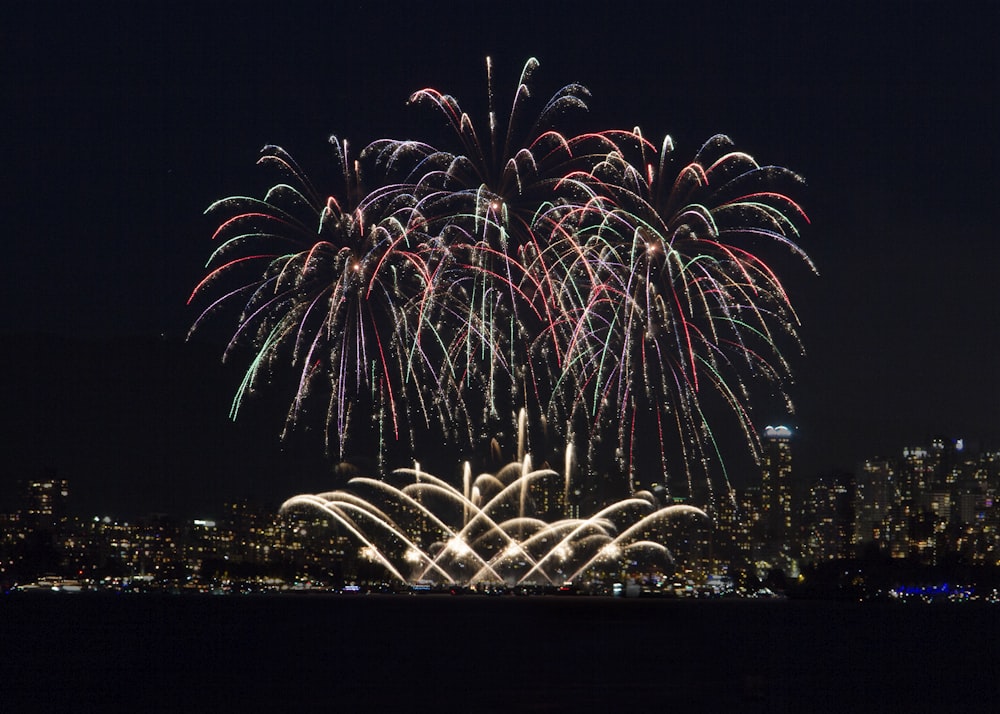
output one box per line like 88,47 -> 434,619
22,476 -> 69,531
854,457 -> 896,547
760,426 -> 793,544
801,473 -> 855,562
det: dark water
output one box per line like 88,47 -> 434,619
2,594 -> 997,713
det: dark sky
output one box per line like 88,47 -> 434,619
2,2 -> 997,516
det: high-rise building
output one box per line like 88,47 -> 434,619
709,488 -> 749,572
854,458 -> 896,546
760,426 -> 793,544
22,476 -> 69,530
899,446 -> 937,504
801,473 -> 855,563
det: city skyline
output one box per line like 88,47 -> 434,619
4,421 -> 998,598
3,3 -> 997,516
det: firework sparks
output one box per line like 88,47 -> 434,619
281,446 -> 707,588
189,59 -> 813,498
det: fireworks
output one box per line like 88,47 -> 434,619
280,422 -> 708,588
189,58 -> 814,495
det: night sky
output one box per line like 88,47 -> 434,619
3,2 -> 997,516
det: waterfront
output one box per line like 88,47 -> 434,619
2,594 -> 997,713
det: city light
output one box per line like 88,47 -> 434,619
3,433 -> 1000,599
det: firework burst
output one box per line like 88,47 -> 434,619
188,140 -> 465,463
549,130 -> 817,493
363,58 -> 633,441
189,58 -> 814,500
